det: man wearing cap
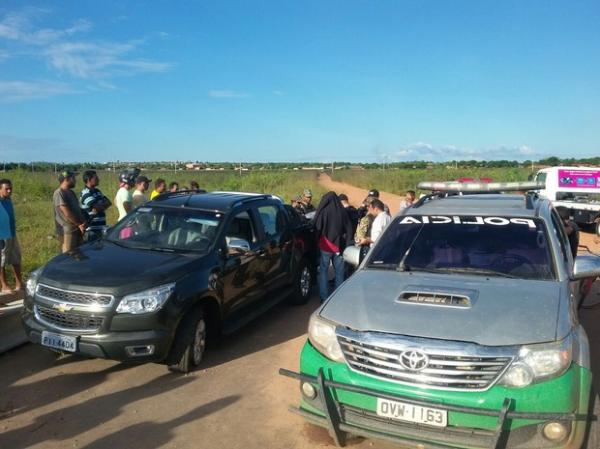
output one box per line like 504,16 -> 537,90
54,171 -> 86,253
132,175 -> 151,208
295,188 -> 315,215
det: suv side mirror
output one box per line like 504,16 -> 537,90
227,238 -> 251,255
343,246 -> 361,267
572,254 -> 600,280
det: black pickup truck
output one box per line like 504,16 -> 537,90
23,191 -> 317,373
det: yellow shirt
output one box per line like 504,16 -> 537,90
150,190 -> 160,200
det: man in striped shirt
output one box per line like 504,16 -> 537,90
80,170 -> 112,241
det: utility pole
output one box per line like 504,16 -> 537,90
331,161 -> 334,176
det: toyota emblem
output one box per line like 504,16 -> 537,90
399,350 -> 429,371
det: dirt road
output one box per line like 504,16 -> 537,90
2,179 -> 600,449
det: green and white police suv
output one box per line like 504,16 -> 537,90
281,182 -> 600,449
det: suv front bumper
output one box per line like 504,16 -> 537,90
281,343 -> 593,449
22,310 -> 173,362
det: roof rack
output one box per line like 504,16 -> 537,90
417,181 -> 545,193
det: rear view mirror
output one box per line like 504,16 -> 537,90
572,254 -> 600,280
343,246 -> 361,267
227,238 -> 250,254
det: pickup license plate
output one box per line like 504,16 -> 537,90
41,331 -> 77,352
376,398 -> 447,427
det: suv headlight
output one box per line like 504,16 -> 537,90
26,268 -> 42,298
500,335 -> 572,388
116,283 -> 176,314
308,314 -> 345,362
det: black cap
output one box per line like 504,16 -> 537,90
338,193 -> 349,202
368,189 -> 380,198
58,170 -> 77,182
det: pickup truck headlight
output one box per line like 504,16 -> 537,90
500,335 -> 572,388
116,283 -> 176,314
308,314 -> 345,362
26,268 -> 42,298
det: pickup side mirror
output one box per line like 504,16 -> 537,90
343,246 -> 361,267
227,238 -> 251,255
572,254 -> 600,280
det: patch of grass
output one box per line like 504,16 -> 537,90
332,167 -> 531,195
6,169 -> 324,277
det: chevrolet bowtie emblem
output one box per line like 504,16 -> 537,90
53,303 -> 73,313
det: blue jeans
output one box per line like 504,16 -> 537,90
319,250 -> 345,302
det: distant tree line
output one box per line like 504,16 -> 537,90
1,156 -> 600,173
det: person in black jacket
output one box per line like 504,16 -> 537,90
313,191 -> 354,302
338,194 -> 359,231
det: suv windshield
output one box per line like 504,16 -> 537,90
106,207 -> 222,253
367,215 -> 555,280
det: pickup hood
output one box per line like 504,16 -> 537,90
39,241 -> 202,296
321,270 -> 564,346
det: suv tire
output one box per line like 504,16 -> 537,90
583,390 -> 600,449
289,258 -> 312,305
167,308 -> 206,373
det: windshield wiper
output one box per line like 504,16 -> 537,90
145,247 -> 176,253
413,266 -> 519,279
367,263 -> 398,270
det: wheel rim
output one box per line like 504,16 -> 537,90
192,319 -> 206,366
300,266 -> 311,297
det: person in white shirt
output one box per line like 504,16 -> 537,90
115,169 -> 138,221
132,175 -> 151,208
357,199 -> 390,247
399,190 -> 416,211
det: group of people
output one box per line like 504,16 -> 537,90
51,169 -> 202,253
309,188 -> 416,302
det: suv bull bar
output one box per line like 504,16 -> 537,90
279,368 -> 590,449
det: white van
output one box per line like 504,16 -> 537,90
534,166 -> 600,235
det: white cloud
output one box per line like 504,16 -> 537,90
272,90 -> 284,96
0,9 -> 172,99
393,142 -> 541,162
45,41 -> 172,79
0,80 -> 75,102
208,89 -> 250,99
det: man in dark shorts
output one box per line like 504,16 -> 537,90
0,179 -> 23,293
54,171 -> 86,253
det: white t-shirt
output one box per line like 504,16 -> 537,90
132,190 -> 148,208
115,187 -> 132,221
370,212 -> 391,246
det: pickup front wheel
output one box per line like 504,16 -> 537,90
167,308 -> 206,373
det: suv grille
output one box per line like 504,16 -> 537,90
338,331 -> 513,391
37,284 -> 113,306
35,305 -> 104,331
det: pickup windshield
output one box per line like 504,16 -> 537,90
367,215 -> 555,280
106,207 -> 222,253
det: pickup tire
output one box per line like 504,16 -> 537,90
289,258 -> 312,305
167,308 -> 206,373
583,389 -> 600,449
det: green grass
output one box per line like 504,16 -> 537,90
5,169 -> 324,278
332,167 -> 532,196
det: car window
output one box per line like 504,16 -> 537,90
257,205 -> 285,238
106,207 -> 221,252
225,210 -> 257,245
367,215 -> 555,280
536,172 -> 547,184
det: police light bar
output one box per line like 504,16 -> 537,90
417,181 -> 545,193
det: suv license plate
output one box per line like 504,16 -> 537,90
41,331 -> 77,352
376,398 -> 447,427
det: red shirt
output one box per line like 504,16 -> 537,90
319,235 -> 340,253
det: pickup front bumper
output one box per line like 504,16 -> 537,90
280,367 -> 591,449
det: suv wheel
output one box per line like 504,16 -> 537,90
167,308 -> 206,373
289,259 -> 312,305
583,390 -> 600,448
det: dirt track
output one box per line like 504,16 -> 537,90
2,177 -> 600,449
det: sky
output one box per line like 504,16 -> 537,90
0,1 -> 599,163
